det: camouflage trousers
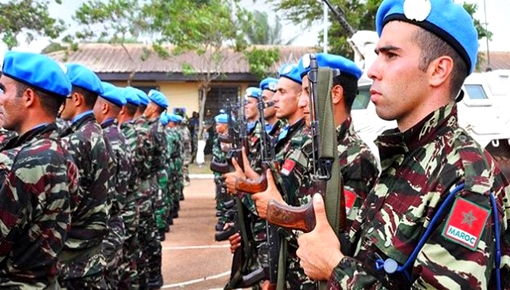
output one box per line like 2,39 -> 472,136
168,172 -> 181,217
102,214 -> 126,289
155,169 -> 169,231
60,272 -> 107,290
118,197 -> 141,290
59,242 -> 105,289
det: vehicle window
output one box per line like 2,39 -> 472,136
464,84 -> 488,100
353,85 -> 371,110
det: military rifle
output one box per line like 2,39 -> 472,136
266,54 -> 346,236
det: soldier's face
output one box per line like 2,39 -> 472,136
262,90 -> 276,120
0,76 -> 27,132
216,123 -> 227,134
368,21 -> 430,129
59,96 -> 75,121
273,78 -> 303,123
299,75 -> 311,126
244,97 -> 258,121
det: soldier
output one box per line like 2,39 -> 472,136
259,77 -> 285,139
166,113 -> 184,223
58,63 -> 110,289
0,51 -> 79,289
117,86 -> 142,289
176,116 -> 192,192
131,87 -> 156,289
93,82 -> 129,289
145,89 -> 169,288
297,0 -> 510,289
297,53 -> 380,227
211,113 -> 231,231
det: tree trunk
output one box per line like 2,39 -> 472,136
197,85 -> 208,140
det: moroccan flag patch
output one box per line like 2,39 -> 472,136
441,196 -> 491,251
344,189 -> 357,214
280,159 -> 296,176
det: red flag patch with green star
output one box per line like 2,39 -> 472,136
344,189 -> 357,215
441,196 -> 491,251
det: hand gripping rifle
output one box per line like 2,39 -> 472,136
266,54 -> 346,237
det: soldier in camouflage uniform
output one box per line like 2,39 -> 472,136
175,117 -> 190,198
211,113 -> 231,231
145,89 -> 169,288
0,51 -> 79,289
117,87 -> 143,289
297,53 -> 379,228
166,114 -> 183,223
297,1 -> 510,289
94,82 -> 130,289
260,77 -> 285,140
132,89 -> 157,289
58,63 -> 111,289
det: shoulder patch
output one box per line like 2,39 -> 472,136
344,189 -> 357,215
441,196 -> 491,251
281,159 -> 296,176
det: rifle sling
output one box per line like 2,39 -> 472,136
317,68 -> 344,289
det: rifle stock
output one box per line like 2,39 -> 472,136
209,158 -> 231,174
234,174 -> 268,194
266,199 -> 316,233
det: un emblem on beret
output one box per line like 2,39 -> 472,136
281,64 -> 293,75
58,62 -> 68,74
302,53 -> 311,69
268,82 -> 277,91
403,0 -> 431,22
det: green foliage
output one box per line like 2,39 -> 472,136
244,47 -> 280,79
0,0 -> 66,49
243,10 -> 297,45
40,41 -> 66,54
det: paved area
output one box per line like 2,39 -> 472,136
160,178 -> 233,289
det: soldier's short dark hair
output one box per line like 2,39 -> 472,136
412,28 -> 468,100
125,103 -> 137,115
16,82 -> 64,117
333,74 -> 358,112
72,86 -> 98,108
155,105 -> 165,114
138,104 -> 147,113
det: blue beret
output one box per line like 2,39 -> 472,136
1,51 -> 71,98
128,87 -> 149,106
245,87 -> 262,99
376,0 -> 478,74
122,87 -> 140,106
259,77 -> 279,92
278,64 -> 302,85
148,89 -> 169,109
297,53 -> 362,80
215,113 -> 229,124
168,114 -> 182,123
100,82 -> 126,107
160,112 -> 169,125
65,63 -> 104,96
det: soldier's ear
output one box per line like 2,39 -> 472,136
23,87 -> 36,108
331,84 -> 344,105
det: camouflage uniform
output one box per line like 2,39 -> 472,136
101,118 -> 130,289
165,126 -> 182,225
119,119 -> 142,289
266,119 -> 285,142
0,123 -> 79,289
0,128 -> 17,151
59,112 -> 110,289
133,115 -> 157,289
336,117 -> 379,227
147,116 -> 168,286
330,103 -> 510,289
212,134 -> 229,226
273,117 -> 315,289
179,123 -> 192,185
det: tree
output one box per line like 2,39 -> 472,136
0,0 -> 66,49
243,10 -> 297,45
267,0 -> 492,64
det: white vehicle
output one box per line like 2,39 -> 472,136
348,30 -> 510,176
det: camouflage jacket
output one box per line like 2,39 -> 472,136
177,125 -> 192,165
336,117 -> 379,227
59,112 -> 110,279
266,119 -> 286,144
247,121 -> 263,173
102,118 -> 130,215
120,119 -> 140,201
0,123 -> 79,288
0,128 -> 17,151
148,116 -> 168,174
212,135 -> 226,179
133,115 -> 153,181
330,103 -> 510,289
166,127 -> 182,173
